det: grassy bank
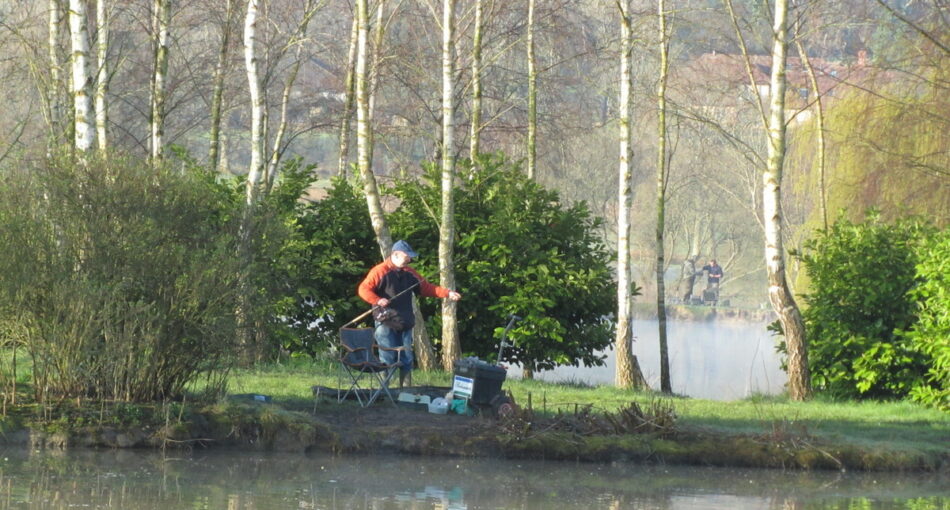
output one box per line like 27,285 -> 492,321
0,358 -> 945,470
225,359 -> 948,459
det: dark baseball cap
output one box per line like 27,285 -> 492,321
392,240 -> 419,258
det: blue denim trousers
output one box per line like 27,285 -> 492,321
374,323 -> 413,375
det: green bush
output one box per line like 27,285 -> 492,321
274,154 -> 619,371
0,155 -> 244,401
799,211 -> 933,400
388,154 -> 619,371
905,229 -> 950,410
282,176 -> 380,355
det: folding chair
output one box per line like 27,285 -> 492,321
338,327 -> 403,407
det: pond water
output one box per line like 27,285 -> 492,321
509,319 -> 788,400
0,449 -> 944,509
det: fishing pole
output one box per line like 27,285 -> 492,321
342,281 -> 420,329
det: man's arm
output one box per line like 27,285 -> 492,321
357,263 -> 386,305
408,268 -> 461,301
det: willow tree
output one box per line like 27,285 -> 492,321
439,0 -> 460,371
68,0 -> 95,153
149,0 -> 171,163
615,0 -> 647,390
763,0 -> 811,400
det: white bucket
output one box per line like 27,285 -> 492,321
428,397 -> 449,414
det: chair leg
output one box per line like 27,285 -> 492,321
340,367 -> 367,407
366,368 -> 399,407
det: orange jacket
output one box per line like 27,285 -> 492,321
358,259 -> 449,329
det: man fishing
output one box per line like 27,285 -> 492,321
358,240 -> 461,387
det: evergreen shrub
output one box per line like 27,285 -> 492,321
388,153 -> 619,371
799,211 -> 937,401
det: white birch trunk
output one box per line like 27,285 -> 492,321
526,0 -> 537,179
337,14 -> 358,176
244,0 -> 264,205
94,0 -> 108,152
220,131 -> 230,173
356,0 -> 392,257
237,0 -> 264,361
439,0 -> 460,371
366,0 -> 385,165
264,0 -> 317,192
368,0 -> 385,122
264,57 -> 300,192
764,0 -> 811,401
795,38 -> 828,230
49,0 -> 64,152
209,0 -> 234,172
615,0 -> 646,390
69,0 -> 95,153
655,0 -> 671,394
150,0 -> 171,163
469,0 -> 483,158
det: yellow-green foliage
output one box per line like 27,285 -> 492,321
789,56 -> 949,229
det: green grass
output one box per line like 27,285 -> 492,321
3,351 -> 945,458
223,358 -> 949,455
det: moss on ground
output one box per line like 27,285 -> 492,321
0,397 -> 944,472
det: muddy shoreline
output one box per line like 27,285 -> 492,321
4,400 -> 945,473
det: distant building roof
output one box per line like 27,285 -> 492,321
672,51 -> 876,108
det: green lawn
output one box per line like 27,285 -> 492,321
225,358 -> 949,455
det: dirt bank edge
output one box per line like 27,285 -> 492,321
1,401 -> 944,473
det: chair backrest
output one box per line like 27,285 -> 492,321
339,328 -> 378,365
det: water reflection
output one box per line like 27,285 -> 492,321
511,319 -> 788,400
0,449 -> 944,509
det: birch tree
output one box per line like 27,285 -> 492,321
68,0 -> 95,153
264,0 -> 318,192
792,14 -> 828,230
209,0 -> 235,172
244,0 -> 265,205
797,44 -> 826,230
367,0 -> 390,166
356,0 -> 393,257
655,0 -> 671,394
525,0 -> 537,179
718,0 -> 811,400
615,0 -> 647,390
764,0 -> 811,401
337,13 -> 358,176
94,0 -> 109,152
439,0 -> 460,371
48,0 -> 66,152
149,0 -> 171,163
469,0 -> 483,158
